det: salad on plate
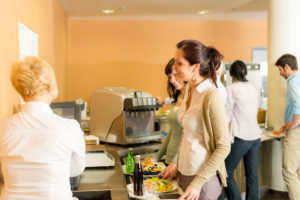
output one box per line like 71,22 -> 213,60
144,177 -> 175,193
141,157 -> 164,175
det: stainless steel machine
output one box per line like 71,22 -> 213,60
90,87 -> 161,145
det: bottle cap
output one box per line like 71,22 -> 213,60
134,155 -> 141,163
135,155 -> 141,158
128,147 -> 133,150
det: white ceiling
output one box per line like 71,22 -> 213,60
59,0 -> 268,20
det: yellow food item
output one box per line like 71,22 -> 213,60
141,157 -> 163,173
144,177 -> 173,193
142,157 -> 153,166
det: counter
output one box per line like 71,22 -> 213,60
74,142 -> 161,200
74,149 -> 129,200
261,130 -> 285,142
76,132 -> 283,200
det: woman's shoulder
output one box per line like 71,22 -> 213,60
51,113 -> 81,131
205,87 -> 220,97
227,82 -> 253,91
0,112 -> 26,132
240,82 -> 258,93
204,87 -> 223,104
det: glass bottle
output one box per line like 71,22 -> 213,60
134,155 -> 143,196
126,148 -> 134,174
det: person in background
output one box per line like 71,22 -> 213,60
0,56 -> 85,200
216,61 -> 227,104
154,58 -> 185,175
224,60 -> 261,200
163,39 -> 230,200
275,54 -> 300,200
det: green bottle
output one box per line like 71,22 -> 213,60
126,148 -> 134,174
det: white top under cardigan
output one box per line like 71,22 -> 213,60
217,75 -> 227,104
0,102 -> 86,200
177,80 -> 215,176
225,82 -> 262,142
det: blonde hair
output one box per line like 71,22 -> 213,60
10,56 -> 57,99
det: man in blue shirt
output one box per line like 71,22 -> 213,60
275,54 -> 300,200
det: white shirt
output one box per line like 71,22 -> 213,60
0,102 -> 85,200
216,76 -> 227,104
226,82 -> 262,142
177,80 -> 214,176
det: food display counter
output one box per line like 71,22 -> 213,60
73,148 -> 129,200
73,142 -> 162,200
75,130 -> 285,200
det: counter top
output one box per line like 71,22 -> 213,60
74,142 -> 161,200
261,131 -> 285,142
105,141 -> 161,157
74,149 -> 129,200
76,132 -> 285,199
75,135 -> 284,200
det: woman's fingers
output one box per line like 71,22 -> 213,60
157,169 -> 165,177
177,192 -> 188,200
191,193 -> 199,200
177,185 -> 200,200
163,170 -> 171,179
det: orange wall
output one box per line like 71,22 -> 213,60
0,0 -> 68,119
53,0 -> 69,101
69,20 -> 267,104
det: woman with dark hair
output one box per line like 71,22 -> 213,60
163,40 -> 230,200
154,58 -> 185,171
225,60 -> 261,200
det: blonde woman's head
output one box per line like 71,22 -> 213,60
11,56 -> 58,101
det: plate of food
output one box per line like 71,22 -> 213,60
122,157 -> 165,176
144,177 -> 177,193
126,187 -> 159,200
142,157 -> 165,175
127,177 -> 177,195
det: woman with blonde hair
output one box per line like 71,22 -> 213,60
0,56 -> 85,200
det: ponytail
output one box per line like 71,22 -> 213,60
207,47 -> 223,87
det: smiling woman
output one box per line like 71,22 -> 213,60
161,40 -> 230,200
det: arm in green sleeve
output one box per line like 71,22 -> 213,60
154,128 -> 172,161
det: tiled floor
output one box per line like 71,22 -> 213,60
260,190 -> 289,200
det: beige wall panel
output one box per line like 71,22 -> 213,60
0,0 -> 68,119
68,20 -> 267,104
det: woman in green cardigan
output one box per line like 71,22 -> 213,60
154,58 -> 185,172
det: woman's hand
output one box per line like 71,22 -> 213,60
157,162 -> 176,179
178,185 -> 200,200
156,96 -> 164,104
158,163 -> 178,180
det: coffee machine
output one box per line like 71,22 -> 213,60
90,87 -> 161,145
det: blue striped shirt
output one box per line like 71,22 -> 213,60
285,71 -> 300,123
